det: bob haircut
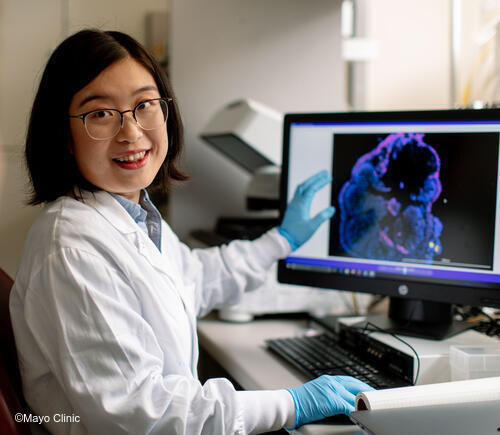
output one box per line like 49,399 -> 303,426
25,29 -> 188,204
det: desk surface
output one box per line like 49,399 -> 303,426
197,316 -> 364,435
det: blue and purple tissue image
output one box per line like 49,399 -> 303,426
338,133 -> 443,262
329,131 -> 498,269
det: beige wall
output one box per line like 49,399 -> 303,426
364,0 -> 451,111
0,146 -> 40,277
0,0 -> 168,277
167,0 -> 456,239
169,0 -> 346,239
67,0 -> 168,46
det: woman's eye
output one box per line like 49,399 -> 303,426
88,110 -> 114,119
137,101 -> 152,111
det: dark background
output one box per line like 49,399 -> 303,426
328,132 -> 499,269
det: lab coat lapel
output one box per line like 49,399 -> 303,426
134,232 -> 191,312
83,191 -> 170,274
135,233 -> 175,279
85,191 -> 188,305
82,190 -> 140,235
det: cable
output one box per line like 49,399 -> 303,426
455,306 -> 500,337
360,321 -> 421,386
351,292 -> 359,315
476,307 -> 500,338
367,295 -> 386,312
478,307 -> 497,324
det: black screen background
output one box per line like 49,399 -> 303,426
328,132 -> 499,269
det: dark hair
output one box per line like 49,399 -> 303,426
25,29 -> 188,204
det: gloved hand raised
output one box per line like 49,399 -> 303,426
278,170 -> 335,251
287,375 -> 375,428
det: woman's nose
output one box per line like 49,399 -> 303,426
116,112 -> 142,142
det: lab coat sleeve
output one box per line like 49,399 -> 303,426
22,246 -> 257,435
175,227 -> 292,317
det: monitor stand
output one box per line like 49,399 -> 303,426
350,297 -> 475,340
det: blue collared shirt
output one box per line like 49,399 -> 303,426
111,190 -> 163,252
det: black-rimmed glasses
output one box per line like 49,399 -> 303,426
69,97 -> 172,140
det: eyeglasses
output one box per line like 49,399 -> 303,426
69,97 -> 172,140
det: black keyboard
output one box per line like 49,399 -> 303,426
266,333 -> 410,390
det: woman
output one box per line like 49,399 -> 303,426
9,29 -> 372,434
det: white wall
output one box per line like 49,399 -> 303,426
363,0 -> 451,111
67,0 -> 168,46
0,0 -> 63,277
0,0 -> 167,277
0,0 -> 457,275
169,0 -> 345,239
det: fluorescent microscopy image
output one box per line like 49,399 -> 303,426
338,133 -> 443,262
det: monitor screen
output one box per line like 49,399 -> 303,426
278,109 -> 500,337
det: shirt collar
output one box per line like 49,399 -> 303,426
110,192 -> 147,224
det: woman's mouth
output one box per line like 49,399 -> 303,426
113,150 -> 150,169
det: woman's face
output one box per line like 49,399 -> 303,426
68,57 -> 168,203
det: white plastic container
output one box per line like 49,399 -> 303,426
449,345 -> 500,381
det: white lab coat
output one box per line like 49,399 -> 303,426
9,191 -> 295,435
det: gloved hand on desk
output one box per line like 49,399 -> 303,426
278,170 -> 335,251
287,375 -> 375,428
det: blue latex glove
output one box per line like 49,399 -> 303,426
287,375 -> 375,428
278,170 -> 335,250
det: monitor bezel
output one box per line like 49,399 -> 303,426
278,108 -> 500,309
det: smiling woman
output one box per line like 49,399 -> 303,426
9,28 -> 372,435
24,29 -> 187,205
67,57 -> 170,203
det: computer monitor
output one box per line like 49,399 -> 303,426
278,109 -> 500,340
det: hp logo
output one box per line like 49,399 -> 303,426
398,285 -> 409,296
